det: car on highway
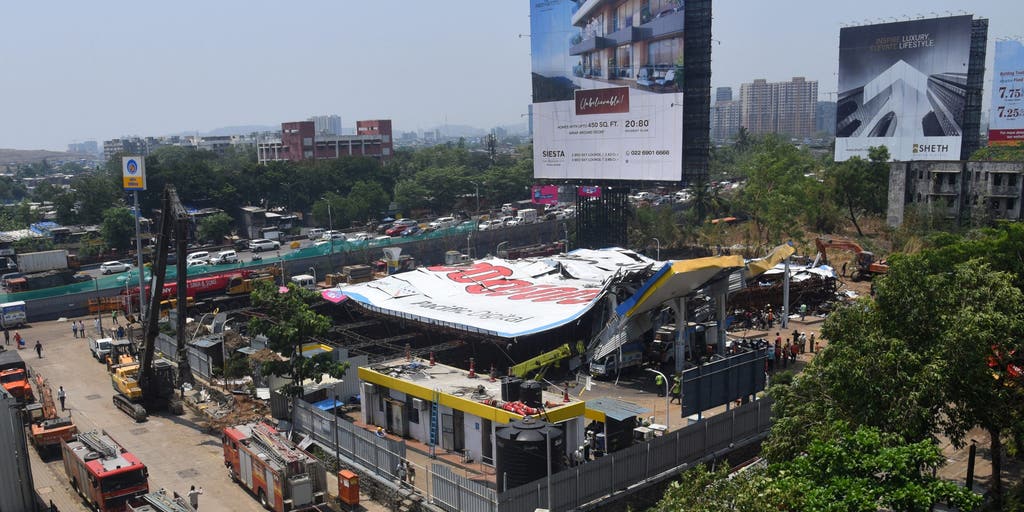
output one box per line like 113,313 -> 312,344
478,219 -> 503,231
385,219 -> 418,236
428,216 -> 457,230
248,238 -> 281,252
346,233 -> 371,242
400,225 -> 422,237
321,230 -> 346,240
99,261 -> 132,274
186,251 -> 210,264
210,250 -> 239,265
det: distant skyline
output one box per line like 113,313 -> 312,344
1,1 -> 1021,151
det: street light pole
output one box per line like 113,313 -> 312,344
651,238 -> 661,260
645,368 -> 670,430
470,181 -> 480,214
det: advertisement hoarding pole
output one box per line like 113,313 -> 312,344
134,191 -> 146,320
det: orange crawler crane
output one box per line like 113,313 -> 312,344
28,374 -> 77,452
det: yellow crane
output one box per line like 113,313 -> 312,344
509,344 -> 573,381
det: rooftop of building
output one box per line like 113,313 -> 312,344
360,357 -> 585,424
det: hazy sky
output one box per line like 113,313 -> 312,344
2,1 -> 1022,151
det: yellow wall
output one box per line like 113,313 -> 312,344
358,367 -> 585,425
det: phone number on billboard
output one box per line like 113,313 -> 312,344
626,150 -> 671,156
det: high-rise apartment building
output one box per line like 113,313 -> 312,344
712,100 -> 742,143
739,77 -> 818,139
308,114 -> 342,135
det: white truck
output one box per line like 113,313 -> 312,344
590,341 -> 645,378
0,301 -> 27,328
517,208 -> 538,224
17,250 -> 71,274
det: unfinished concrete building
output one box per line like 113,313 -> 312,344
887,161 -> 1024,226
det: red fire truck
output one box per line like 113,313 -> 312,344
222,422 -> 327,512
62,430 -> 149,512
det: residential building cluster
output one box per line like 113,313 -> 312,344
711,77 -> 820,143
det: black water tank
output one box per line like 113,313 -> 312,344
501,377 -> 522,402
495,417 -> 565,492
519,380 -> 542,407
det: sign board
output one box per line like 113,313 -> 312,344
989,40 -> 1024,146
122,156 -> 147,191
531,185 -> 559,205
530,0 -> 684,181
835,16 -> 973,161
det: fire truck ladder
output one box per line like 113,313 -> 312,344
78,430 -> 119,459
250,424 -> 302,467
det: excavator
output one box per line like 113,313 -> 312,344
111,187 -> 191,421
27,373 -> 77,452
814,237 -> 889,281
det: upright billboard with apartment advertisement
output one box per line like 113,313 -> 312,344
835,16 -> 973,161
530,0 -> 685,181
989,40 -> 1024,146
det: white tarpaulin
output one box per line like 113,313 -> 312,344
337,248 -> 656,338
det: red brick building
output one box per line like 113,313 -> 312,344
257,119 -> 393,164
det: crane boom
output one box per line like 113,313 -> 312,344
509,344 -> 572,379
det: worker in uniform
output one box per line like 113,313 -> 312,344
654,372 -> 665,396
670,377 -> 681,404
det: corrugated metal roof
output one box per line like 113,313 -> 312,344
585,397 -> 650,421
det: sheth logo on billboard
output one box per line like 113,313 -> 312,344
912,143 -> 949,154
575,87 -> 630,115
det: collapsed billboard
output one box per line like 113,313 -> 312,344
989,40 -> 1024,146
530,0 -> 684,181
338,249 -> 658,338
836,16 -> 973,161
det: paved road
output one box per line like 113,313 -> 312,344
22,316 -> 267,512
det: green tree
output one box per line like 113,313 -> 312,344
735,134 -> 815,246
653,425 -> 978,512
72,171 -> 123,224
197,212 -> 234,244
393,179 -> 431,213
827,145 -> 890,236
247,280 -> 348,397
767,254 -> 1024,507
100,207 -> 135,252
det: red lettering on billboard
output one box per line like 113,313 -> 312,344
426,263 -> 601,305
574,87 -> 630,115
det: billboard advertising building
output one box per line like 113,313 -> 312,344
836,16 -> 978,161
530,0 -> 706,182
989,40 -> 1024,146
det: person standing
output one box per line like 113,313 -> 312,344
407,463 -> 416,485
72,321 -> 79,339
810,333 -> 817,353
111,309 -> 119,327
34,340 -> 42,358
766,341 -> 775,373
57,386 -> 67,411
799,303 -> 807,322
669,377 -> 681,404
14,331 -> 22,348
766,306 -> 774,328
188,485 -> 203,510
78,320 -> 84,337
799,332 -> 808,354
790,340 -> 799,362
654,373 -> 665,396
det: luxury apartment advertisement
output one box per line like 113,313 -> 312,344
835,16 -> 972,161
530,0 -> 685,181
989,40 -> 1024,146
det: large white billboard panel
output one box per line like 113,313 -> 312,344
835,16 -> 973,161
530,0 -> 685,181
989,40 -> 1024,146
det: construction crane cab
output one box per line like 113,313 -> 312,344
814,237 -> 889,281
